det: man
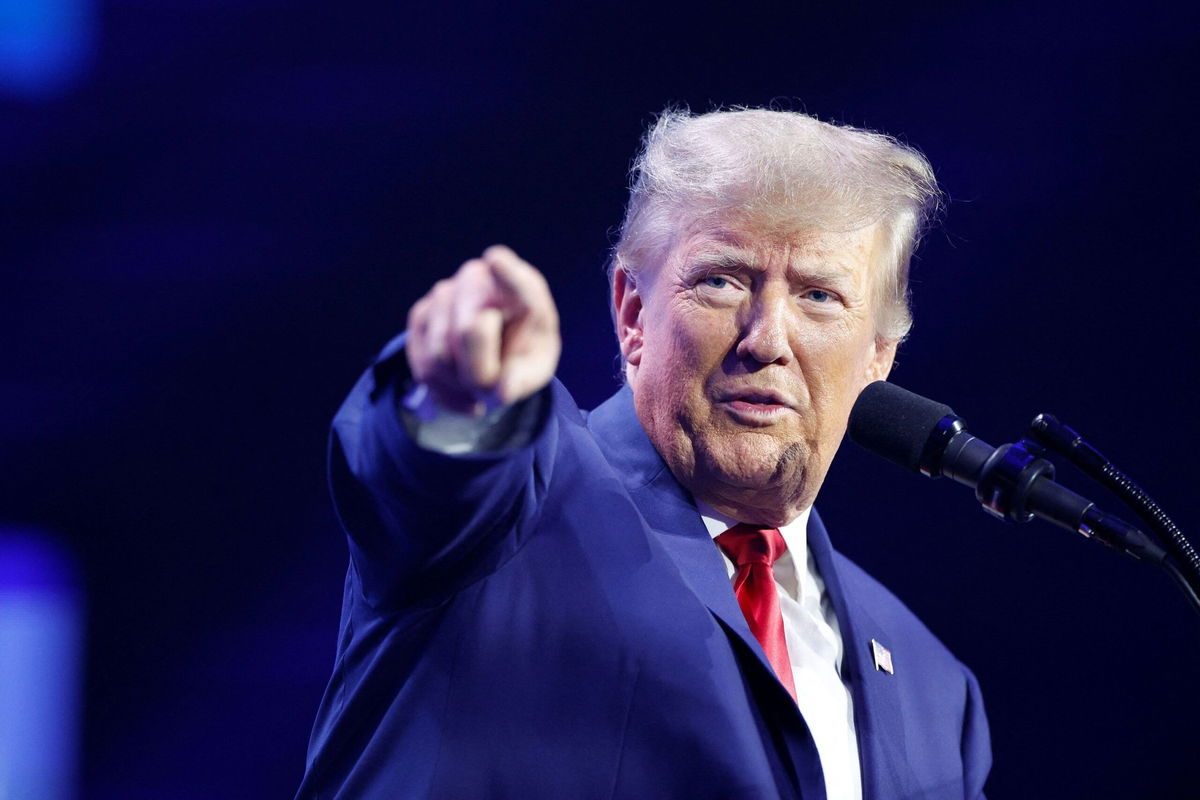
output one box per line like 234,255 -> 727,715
297,108 -> 991,799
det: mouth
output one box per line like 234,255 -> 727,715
715,388 -> 798,425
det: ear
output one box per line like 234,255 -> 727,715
867,335 -> 898,383
612,267 -> 645,368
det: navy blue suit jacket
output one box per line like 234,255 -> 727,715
297,336 -> 991,799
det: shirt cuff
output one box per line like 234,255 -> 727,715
399,382 -> 545,455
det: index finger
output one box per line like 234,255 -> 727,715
480,245 -> 552,315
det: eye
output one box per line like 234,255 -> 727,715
801,288 -> 841,305
703,275 -> 730,289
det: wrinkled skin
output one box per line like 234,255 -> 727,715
614,216 -> 897,527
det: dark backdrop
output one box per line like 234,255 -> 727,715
3,1 -> 1197,797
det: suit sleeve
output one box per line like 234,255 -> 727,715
960,662 -> 992,799
328,333 -> 559,610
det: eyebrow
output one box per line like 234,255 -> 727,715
687,248 -> 755,272
686,246 -> 853,287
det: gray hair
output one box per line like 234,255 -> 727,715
609,107 -> 941,341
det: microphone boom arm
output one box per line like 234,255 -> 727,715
848,381 -> 1199,616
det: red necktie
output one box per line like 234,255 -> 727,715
716,524 -> 797,701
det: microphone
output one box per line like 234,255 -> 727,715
848,381 -> 1165,563
848,381 -> 1000,488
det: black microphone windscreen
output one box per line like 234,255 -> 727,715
848,381 -> 958,473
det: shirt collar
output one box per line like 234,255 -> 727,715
696,500 -> 811,576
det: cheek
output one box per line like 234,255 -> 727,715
803,323 -> 881,394
645,304 -> 718,371
636,307 -> 729,426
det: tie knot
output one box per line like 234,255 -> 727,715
715,523 -> 787,567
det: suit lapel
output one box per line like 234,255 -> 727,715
586,387 -> 825,799
806,510 -> 921,800
587,386 -> 792,689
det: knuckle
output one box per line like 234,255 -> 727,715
457,258 -> 488,278
460,318 -> 485,346
442,323 -> 463,356
407,349 -> 432,381
462,315 -> 496,348
407,297 -> 430,325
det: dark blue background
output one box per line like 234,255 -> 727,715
3,1 -> 1197,796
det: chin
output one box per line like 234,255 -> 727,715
702,435 -> 808,491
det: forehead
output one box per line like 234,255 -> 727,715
671,213 -> 883,281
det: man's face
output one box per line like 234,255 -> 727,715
615,214 -> 896,526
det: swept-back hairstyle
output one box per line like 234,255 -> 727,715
609,107 -> 941,341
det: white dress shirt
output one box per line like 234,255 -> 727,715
698,501 -> 862,800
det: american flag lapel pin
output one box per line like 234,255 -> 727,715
870,638 -> 894,675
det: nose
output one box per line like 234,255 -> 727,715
735,289 -> 793,366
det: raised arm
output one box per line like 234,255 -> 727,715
329,245 -> 564,609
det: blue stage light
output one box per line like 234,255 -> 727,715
0,529 -> 82,800
0,0 -> 95,98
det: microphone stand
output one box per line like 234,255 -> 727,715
847,381 -> 1200,616
944,418 -> 1200,616
1026,414 -> 1200,615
